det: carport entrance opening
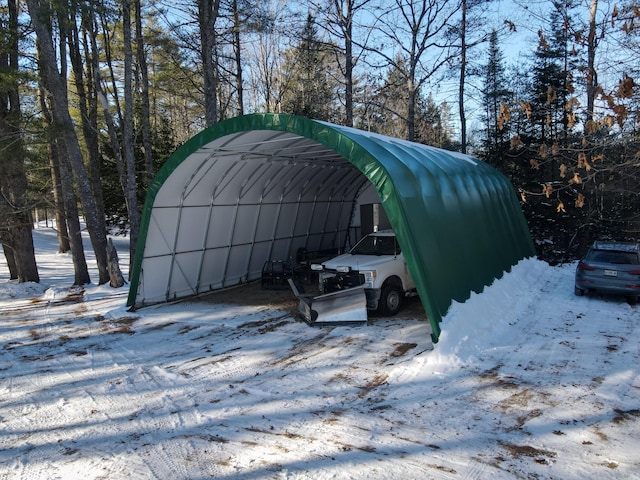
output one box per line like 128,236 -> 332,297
128,114 -> 535,342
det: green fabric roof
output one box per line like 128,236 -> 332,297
127,113 -> 535,342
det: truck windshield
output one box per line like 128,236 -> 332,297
350,235 -> 400,256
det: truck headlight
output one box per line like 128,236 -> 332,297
363,270 -> 376,288
336,266 -> 351,273
310,264 -> 323,271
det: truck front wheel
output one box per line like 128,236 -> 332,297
378,283 -> 403,316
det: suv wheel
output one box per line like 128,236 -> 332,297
378,283 -> 403,316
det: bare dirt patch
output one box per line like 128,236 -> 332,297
196,281 -> 427,321
197,282 -> 298,309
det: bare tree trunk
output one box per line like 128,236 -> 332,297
407,76 -> 416,142
459,0 -> 467,153
232,0 -> 244,116
198,0 -> 221,126
26,0 -> 109,285
585,0 -> 598,131
0,0 -> 39,283
1,242 -> 18,279
38,73 -> 89,284
48,137 -> 70,253
66,1 -> 106,232
107,238 -> 125,288
122,0 -> 141,272
56,138 -> 92,286
134,0 -> 154,185
343,5 -> 354,128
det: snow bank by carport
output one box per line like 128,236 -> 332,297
127,113 -> 535,342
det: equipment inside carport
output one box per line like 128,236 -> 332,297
127,113 -> 535,342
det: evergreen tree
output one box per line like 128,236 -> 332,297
481,30 -> 512,160
368,59 -> 451,148
280,14 -> 339,121
528,1 -> 580,149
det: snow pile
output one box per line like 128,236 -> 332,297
434,257 -> 551,370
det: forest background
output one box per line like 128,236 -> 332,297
1,0 -> 639,287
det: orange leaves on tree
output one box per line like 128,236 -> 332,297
577,152 -> 591,171
530,158 -> 540,170
542,183 -> 553,198
557,202 -> 566,213
612,104 -> 628,127
585,119 -> 599,134
566,96 -> 580,112
510,135 -> 523,150
560,163 -> 567,178
504,19 -> 517,32
520,191 -> 527,203
538,30 -> 549,50
539,143 -> 548,158
617,75 -> 637,99
552,142 -> 560,156
520,101 -> 532,120
575,193 -> 585,208
546,86 -> 557,104
569,172 -> 582,185
498,103 -> 511,130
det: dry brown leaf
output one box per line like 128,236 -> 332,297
569,172 -> 582,185
585,119 -> 598,134
520,101 -> 532,120
575,193 -> 585,208
539,144 -> 548,158
552,142 -> 560,156
566,97 -> 580,111
559,163 -> 567,178
557,202 -> 566,213
498,103 -> 511,131
538,30 -> 549,50
578,152 -> 587,168
504,19 -> 517,32
546,86 -> 557,104
618,75 -> 636,98
530,159 -> 540,170
542,184 -> 553,198
510,135 -> 523,150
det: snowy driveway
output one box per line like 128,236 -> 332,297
1,232 -> 639,479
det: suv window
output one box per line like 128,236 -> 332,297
586,250 -> 639,265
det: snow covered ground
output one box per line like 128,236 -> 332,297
1,227 -> 639,479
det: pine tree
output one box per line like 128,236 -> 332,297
481,29 -> 512,161
280,14 -> 339,121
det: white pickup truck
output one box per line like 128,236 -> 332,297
311,230 -> 416,315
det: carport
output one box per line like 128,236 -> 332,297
127,113 -> 535,342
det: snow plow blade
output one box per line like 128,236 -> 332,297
288,279 -> 368,325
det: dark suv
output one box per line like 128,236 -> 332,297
575,241 -> 640,304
